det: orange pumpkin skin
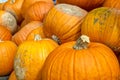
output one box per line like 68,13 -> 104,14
42,41 -> 119,80
0,10 -> 17,34
26,25 -> 45,41
25,1 -> 54,23
14,38 -> 58,80
57,0 -> 104,11
102,0 -> 120,10
8,71 -> 17,80
21,0 -> 54,18
0,25 -> 12,40
43,4 -> 88,44
12,21 -> 42,45
0,41 -> 17,76
3,0 -> 24,24
81,7 -> 120,52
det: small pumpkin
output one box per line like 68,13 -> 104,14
0,10 -> 17,34
8,71 -> 17,80
12,21 -> 42,45
0,25 -> 12,40
43,3 -> 88,44
42,35 -> 119,80
102,0 -> 120,10
14,35 -> 58,80
57,0 -> 104,11
81,7 -> 120,52
0,40 -> 17,76
3,0 -> 24,24
25,1 -> 54,23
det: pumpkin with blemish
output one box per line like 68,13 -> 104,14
43,3 -> 88,44
14,35 -> 58,80
81,7 -> 120,52
42,35 -> 119,80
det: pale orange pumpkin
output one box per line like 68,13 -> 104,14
0,10 -> 17,34
27,25 -> 45,41
57,0 -> 104,11
8,71 -> 17,80
12,21 -> 43,45
102,0 -> 120,10
42,35 -> 119,80
25,1 -> 54,23
3,0 -> 24,24
14,35 -> 58,80
21,0 -> 54,18
0,40 -> 17,76
43,3 -> 88,44
81,7 -> 120,52
0,25 -> 12,40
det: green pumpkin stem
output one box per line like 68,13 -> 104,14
34,34 -> 42,41
52,35 -> 61,45
73,35 -> 90,50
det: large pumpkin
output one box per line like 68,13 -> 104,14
43,3 -> 88,44
81,7 -> 120,52
0,40 -> 17,76
14,36 -> 58,80
0,10 -> 17,34
3,0 -> 24,24
102,0 -> 120,10
25,1 -> 54,23
42,35 -> 120,80
57,0 -> 104,11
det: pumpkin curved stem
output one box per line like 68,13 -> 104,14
52,35 -> 61,45
34,34 -> 42,41
73,35 -> 90,50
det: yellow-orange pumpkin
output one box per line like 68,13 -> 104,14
42,35 -> 119,80
0,40 -> 17,76
8,71 -> 17,80
43,3 -> 88,44
81,7 -> 120,52
14,36 -> 58,80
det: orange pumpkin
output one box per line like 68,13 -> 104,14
14,36 -> 58,80
57,0 -> 104,11
43,4 -> 88,44
21,0 -> 54,18
0,25 -> 12,40
0,10 -> 17,34
8,71 -> 17,80
3,0 -> 24,24
81,7 -> 120,52
102,0 -> 120,10
42,35 -> 119,80
12,21 -> 42,45
25,1 -> 54,23
0,40 -> 17,76
27,25 -> 45,41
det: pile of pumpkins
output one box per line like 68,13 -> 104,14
0,0 -> 120,80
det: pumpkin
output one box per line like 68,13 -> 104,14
26,25 -> 45,41
0,40 -> 17,76
57,0 -> 104,11
8,71 -> 17,80
25,1 -> 54,23
12,21 -> 42,45
3,0 -> 24,24
102,0 -> 120,10
14,35 -> 58,80
43,3 -> 88,44
21,0 -> 54,18
0,25 -> 12,40
0,10 -> 17,34
42,35 -> 119,80
81,7 -> 120,52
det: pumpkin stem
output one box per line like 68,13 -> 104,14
73,35 -> 90,50
34,34 -> 42,41
10,0 -> 15,4
52,35 -> 61,45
